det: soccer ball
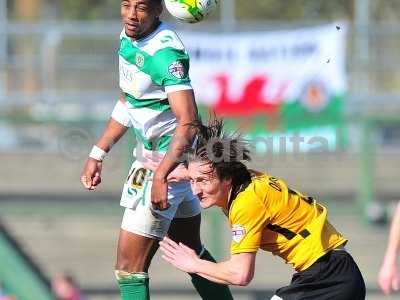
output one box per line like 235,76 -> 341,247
164,0 -> 218,23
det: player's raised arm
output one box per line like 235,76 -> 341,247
150,89 -> 198,210
80,96 -> 131,190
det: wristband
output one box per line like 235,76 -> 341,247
89,145 -> 107,162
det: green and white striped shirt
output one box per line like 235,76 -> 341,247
119,22 -> 192,152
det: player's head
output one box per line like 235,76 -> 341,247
185,117 -> 251,209
121,0 -> 163,40
51,274 -> 80,299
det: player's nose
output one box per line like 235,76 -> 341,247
127,6 -> 138,19
191,181 -> 202,196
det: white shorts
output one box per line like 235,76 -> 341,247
120,160 -> 201,240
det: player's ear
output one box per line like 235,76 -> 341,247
222,178 -> 232,189
155,2 -> 163,17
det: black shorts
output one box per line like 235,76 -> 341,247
273,250 -> 366,300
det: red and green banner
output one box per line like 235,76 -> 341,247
180,23 -> 347,141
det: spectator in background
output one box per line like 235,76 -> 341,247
0,282 -> 16,300
0,295 -> 15,300
51,274 -> 83,300
379,202 -> 400,295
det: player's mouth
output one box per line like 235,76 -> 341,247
125,23 -> 139,31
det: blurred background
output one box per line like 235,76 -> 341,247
0,0 -> 400,299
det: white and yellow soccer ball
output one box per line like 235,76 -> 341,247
164,0 -> 218,23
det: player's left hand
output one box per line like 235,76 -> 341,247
151,174 -> 170,211
160,237 -> 199,273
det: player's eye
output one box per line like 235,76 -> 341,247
137,4 -> 148,11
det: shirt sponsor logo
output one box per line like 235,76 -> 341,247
120,60 -> 134,82
168,61 -> 186,79
232,224 -> 246,243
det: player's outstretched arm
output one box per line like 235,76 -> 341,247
80,98 -> 131,190
151,89 -> 197,210
160,237 -> 256,286
379,202 -> 400,295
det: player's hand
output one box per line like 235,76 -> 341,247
378,259 -> 400,295
151,174 -> 170,210
80,158 -> 102,190
142,152 -> 190,182
166,164 -> 190,182
142,151 -> 164,171
160,237 -> 199,273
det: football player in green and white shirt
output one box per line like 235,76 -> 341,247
80,1 -> 233,300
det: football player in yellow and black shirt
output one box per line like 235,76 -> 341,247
160,118 -> 366,300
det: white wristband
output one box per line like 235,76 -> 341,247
89,145 -> 107,162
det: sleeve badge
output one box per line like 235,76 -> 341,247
168,61 -> 186,79
232,224 -> 246,243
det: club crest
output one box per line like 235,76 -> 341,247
135,53 -> 145,68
